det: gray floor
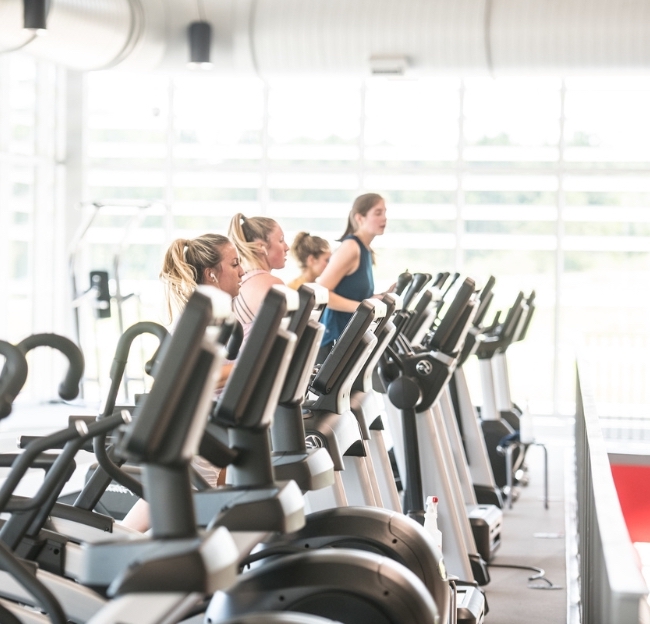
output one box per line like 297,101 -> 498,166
484,416 -> 574,624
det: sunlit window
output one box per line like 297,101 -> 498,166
0,53 -> 61,398
76,72 -> 650,412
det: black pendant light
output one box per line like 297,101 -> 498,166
188,21 -> 213,69
23,0 -> 49,33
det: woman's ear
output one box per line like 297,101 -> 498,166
256,241 -> 269,256
202,266 -> 218,285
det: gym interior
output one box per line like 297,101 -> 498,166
1,0 -> 649,622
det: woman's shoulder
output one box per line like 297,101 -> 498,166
235,271 -> 285,324
287,275 -> 305,290
337,236 -> 362,257
239,270 -> 284,299
242,268 -> 269,281
250,271 -> 284,287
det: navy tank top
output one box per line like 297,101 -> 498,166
321,235 -> 374,347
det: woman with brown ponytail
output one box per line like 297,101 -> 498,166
228,212 -> 290,337
287,232 -> 331,290
316,193 -> 388,362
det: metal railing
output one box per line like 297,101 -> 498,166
575,360 -> 649,624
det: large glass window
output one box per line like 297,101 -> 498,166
76,72 -> 650,414
0,53 -> 62,399
1,56 -> 55,339
1,57 -> 37,342
559,77 -> 650,415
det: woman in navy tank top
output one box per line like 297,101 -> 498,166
316,193 -> 388,362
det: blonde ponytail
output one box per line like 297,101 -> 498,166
228,212 -> 279,271
160,233 -> 230,322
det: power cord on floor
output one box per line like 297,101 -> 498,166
487,563 -> 563,590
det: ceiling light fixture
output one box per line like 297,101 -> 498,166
23,0 -> 49,35
187,21 -> 213,70
368,55 -> 410,77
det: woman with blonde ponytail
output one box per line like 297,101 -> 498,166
159,233 -> 244,322
287,232 -> 331,290
228,212 -> 289,337
316,193 -> 388,362
122,232 -> 244,532
159,233 -> 244,479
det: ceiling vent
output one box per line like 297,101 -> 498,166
368,55 -> 410,76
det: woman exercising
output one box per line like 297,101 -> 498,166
228,212 -> 290,337
160,233 -> 245,321
287,232 -> 331,290
121,233 -> 244,531
316,193 -> 388,362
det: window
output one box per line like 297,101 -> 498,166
79,72 -> 650,414
0,53 -> 62,398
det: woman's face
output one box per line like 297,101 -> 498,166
356,199 -> 387,236
215,243 -> 244,298
307,250 -> 332,279
264,225 -> 290,270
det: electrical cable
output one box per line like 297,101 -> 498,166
197,0 -> 207,21
487,562 -> 563,590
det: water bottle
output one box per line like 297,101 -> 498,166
423,495 -> 443,554
519,400 -> 535,444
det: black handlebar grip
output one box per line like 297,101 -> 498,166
225,320 -> 244,361
402,273 -> 431,309
394,271 -> 413,296
0,341 -> 28,420
527,290 -> 536,305
16,334 -> 84,402
112,322 -> 169,379
137,323 -> 170,377
441,272 -> 460,299
434,272 -> 450,289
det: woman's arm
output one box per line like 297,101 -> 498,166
120,498 -> 150,532
216,361 -> 235,388
322,290 -> 362,313
316,239 -> 364,313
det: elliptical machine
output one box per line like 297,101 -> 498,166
476,291 -> 529,492
379,277 -> 489,623
205,292 -> 442,624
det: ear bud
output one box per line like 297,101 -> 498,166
210,273 -> 219,285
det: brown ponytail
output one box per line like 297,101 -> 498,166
290,232 -> 331,269
339,193 -> 384,264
